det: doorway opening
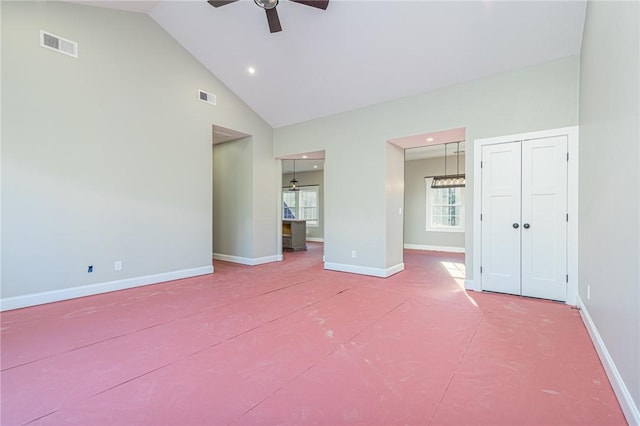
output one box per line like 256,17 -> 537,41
388,128 -> 467,264
211,124 -> 252,266
278,151 -> 325,262
404,140 -> 466,254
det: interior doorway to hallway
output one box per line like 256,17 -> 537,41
388,127 -> 467,261
211,124 -> 253,265
279,151 -> 325,261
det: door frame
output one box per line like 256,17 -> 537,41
469,126 -> 579,305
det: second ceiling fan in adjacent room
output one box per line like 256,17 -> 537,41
207,0 -> 330,33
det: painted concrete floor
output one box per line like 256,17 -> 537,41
1,243 -> 626,425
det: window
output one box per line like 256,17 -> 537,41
425,178 -> 464,231
283,191 -> 297,219
283,185 -> 319,227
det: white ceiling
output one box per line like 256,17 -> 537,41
282,158 -> 324,173
405,142 -> 465,162
69,0 -> 159,13
67,0 -> 586,129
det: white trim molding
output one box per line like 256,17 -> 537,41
306,237 -> 324,242
213,253 -> 283,266
471,126 -> 579,305
0,266 -> 214,312
404,244 -> 465,253
324,262 -> 404,278
465,279 -> 480,292
577,295 -> 640,425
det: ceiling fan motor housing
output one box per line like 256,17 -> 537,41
207,0 -> 329,34
254,0 -> 278,10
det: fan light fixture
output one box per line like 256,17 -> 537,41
431,141 -> 466,189
254,0 -> 278,9
208,0 -> 329,34
289,159 -> 299,191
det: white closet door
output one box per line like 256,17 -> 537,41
481,142 -> 522,296
521,136 -> 568,301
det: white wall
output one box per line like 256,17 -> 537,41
1,1 -> 276,307
404,155 -> 466,250
385,142 -> 405,271
274,56 -> 579,276
578,0 -> 639,421
250,127 -> 279,259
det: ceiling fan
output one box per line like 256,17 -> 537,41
207,0 -> 329,33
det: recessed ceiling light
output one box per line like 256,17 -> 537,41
247,67 -> 256,75
426,137 -> 434,142
302,155 -> 308,159
313,165 -> 318,169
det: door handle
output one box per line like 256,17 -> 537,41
512,223 -> 519,229
523,223 -> 530,229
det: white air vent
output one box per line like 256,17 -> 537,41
198,90 -> 216,106
40,30 -> 78,58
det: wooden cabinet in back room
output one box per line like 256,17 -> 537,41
282,220 -> 307,252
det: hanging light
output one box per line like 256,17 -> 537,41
289,159 -> 299,191
431,141 -> 466,188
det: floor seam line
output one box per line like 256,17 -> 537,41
14,284 -> 353,425
348,297 -> 410,343
1,331 -> 135,372
427,310 -> 486,425
22,409 -> 59,426
80,286 -> 354,407
233,296 -> 408,424
233,344 -> 344,424
84,361 -> 175,399
1,278 -> 321,372
185,286 -> 353,360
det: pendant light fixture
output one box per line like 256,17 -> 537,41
431,141 -> 466,188
289,159 -> 299,191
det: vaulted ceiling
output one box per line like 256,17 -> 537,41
68,0 -> 587,128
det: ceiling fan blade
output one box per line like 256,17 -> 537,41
207,0 -> 239,8
289,0 -> 329,10
265,7 -> 282,33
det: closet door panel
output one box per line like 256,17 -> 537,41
481,142 -> 522,296
521,136 -> 568,301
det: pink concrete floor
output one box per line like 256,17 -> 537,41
0,243 -> 625,425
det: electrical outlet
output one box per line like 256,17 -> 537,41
351,250 -> 356,258
587,284 -> 591,300
114,261 -> 122,271
87,265 -> 93,273
398,207 -> 402,215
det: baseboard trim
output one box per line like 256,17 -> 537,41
0,265 -> 214,312
386,262 -> 405,277
324,262 -> 404,278
465,279 -> 480,292
403,243 -> 465,253
306,237 -> 324,242
577,295 -> 640,425
213,253 -> 283,266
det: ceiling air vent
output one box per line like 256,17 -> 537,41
198,90 -> 216,106
40,30 -> 78,58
